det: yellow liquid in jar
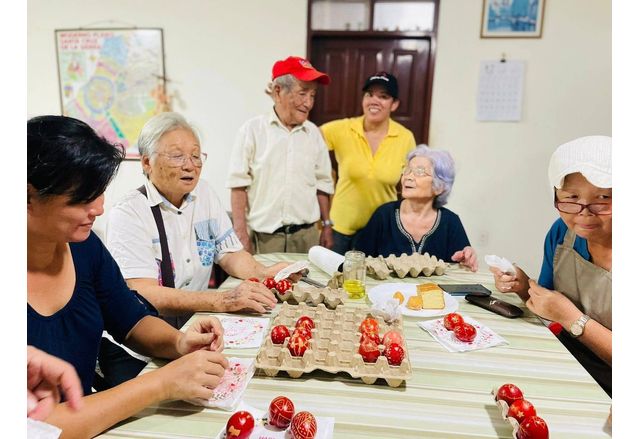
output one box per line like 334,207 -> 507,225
343,279 -> 366,299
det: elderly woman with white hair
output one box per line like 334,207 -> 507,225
353,144 -> 478,271
491,135 -> 612,396
103,112 -> 296,387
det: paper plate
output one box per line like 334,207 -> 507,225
368,283 -> 459,318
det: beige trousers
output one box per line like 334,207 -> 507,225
252,226 -> 319,254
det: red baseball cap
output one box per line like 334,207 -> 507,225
272,56 -> 330,85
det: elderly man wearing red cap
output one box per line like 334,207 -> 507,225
227,56 -> 334,254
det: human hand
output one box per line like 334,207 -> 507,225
451,246 -> 478,272
27,346 -> 83,421
177,317 -> 225,356
490,265 -> 527,295
222,280 -> 277,313
156,350 -> 229,401
526,280 -> 582,327
319,227 -> 334,250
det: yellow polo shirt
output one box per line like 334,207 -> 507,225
321,116 -> 416,235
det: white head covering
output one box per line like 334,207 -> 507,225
548,135 -> 612,191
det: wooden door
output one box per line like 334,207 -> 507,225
309,36 -> 433,142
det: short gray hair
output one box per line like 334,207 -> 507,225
407,144 -> 456,208
265,74 -> 298,100
137,112 -> 200,157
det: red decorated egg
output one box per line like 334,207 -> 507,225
496,383 -> 524,406
293,326 -> 312,340
443,312 -> 465,331
508,399 -> 537,424
268,395 -> 295,429
226,411 -> 254,439
453,322 -> 477,342
383,342 -> 405,366
517,415 -> 549,439
382,330 -> 404,347
276,279 -> 292,294
359,317 -> 379,335
288,333 -> 310,357
270,325 -> 290,345
290,411 -> 317,439
358,337 -> 381,363
247,277 -> 260,282
263,277 -> 277,289
296,316 -> 315,330
360,331 -> 381,345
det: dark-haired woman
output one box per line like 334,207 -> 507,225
27,115 -> 229,437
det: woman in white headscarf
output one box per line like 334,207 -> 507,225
491,136 -> 611,396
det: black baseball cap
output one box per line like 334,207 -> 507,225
362,72 -> 399,99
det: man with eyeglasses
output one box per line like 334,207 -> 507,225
226,56 -> 334,254
491,135 -> 612,396
103,112 -> 298,388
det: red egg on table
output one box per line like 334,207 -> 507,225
247,277 -> 260,282
293,326 -> 312,340
360,331 -> 381,345
359,317 -> 379,335
358,337 -> 381,363
290,411 -> 317,439
276,279 -> 292,294
443,312 -> 465,331
508,399 -> 537,424
383,342 -> 405,366
225,411 -> 254,439
270,325 -> 290,345
268,396 -> 295,429
517,415 -> 549,439
453,322 -> 477,342
296,316 -> 315,330
263,277 -> 277,289
496,383 -> 524,406
382,330 -> 404,347
288,333 -> 310,357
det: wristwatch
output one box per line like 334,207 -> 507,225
569,314 -> 591,338
321,219 -> 334,228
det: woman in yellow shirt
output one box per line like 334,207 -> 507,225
321,72 -> 416,254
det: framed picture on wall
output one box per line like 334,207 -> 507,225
55,28 -> 166,159
480,0 -> 545,38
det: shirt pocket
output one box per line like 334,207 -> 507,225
194,221 -> 217,267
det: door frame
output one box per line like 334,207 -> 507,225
306,2 -> 440,144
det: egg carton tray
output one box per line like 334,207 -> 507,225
490,388 -> 523,439
271,284 -> 347,309
255,302 -> 411,387
366,253 -> 447,280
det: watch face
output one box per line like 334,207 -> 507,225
570,322 -> 583,337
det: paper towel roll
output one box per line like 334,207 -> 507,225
308,246 -> 345,275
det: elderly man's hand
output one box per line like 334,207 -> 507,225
27,346 -> 83,421
451,246 -> 478,272
176,317 -> 225,356
526,280 -> 582,327
222,280 -> 277,313
319,227 -> 334,249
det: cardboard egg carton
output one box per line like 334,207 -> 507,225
255,302 -> 412,387
363,253 -> 447,280
490,388 -> 520,438
272,284 -> 347,309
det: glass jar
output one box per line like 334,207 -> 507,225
342,250 -> 366,299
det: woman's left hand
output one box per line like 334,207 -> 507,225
451,246 -> 478,272
526,280 -> 582,326
176,317 -> 225,356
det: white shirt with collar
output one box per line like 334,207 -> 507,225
226,107 -> 334,234
105,178 -> 243,292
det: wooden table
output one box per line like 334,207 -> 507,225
101,253 -> 611,438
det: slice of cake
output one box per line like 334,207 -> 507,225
417,282 -> 441,293
406,295 -> 423,310
420,289 -> 445,309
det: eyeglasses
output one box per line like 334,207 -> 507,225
402,166 -> 431,178
155,152 -> 208,168
554,200 -> 612,215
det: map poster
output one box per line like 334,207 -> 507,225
55,28 -> 166,159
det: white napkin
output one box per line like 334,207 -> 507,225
27,419 -> 61,439
186,357 -> 255,410
215,401 -> 335,439
370,299 -> 402,323
484,255 -> 516,275
308,246 -> 345,275
417,315 -> 508,353
274,261 -> 310,282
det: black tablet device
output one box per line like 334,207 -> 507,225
438,283 -> 492,297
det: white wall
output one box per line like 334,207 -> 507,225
28,0 -> 611,274
429,0 -> 611,273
